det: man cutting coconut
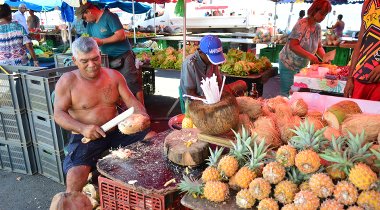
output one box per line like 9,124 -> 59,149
54,37 -> 155,192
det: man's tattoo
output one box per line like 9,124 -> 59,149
103,84 -> 112,101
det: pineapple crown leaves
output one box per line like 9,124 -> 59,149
229,126 -> 252,165
289,119 -> 327,152
206,147 -> 224,167
286,167 -> 306,185
370,148 -> 380,169
178,175 -> 204,196
320,130 -> 373,175
243,135 -> 269,170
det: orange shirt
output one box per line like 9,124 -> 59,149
353,0 -> 380,82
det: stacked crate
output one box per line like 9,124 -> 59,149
0,65 -> 44,175
22,66 -> 77,184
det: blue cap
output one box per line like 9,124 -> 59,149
199,35 -> 225,65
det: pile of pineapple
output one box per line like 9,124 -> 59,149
178,120 -> 380,209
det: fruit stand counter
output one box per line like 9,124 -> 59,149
293,66 -> 349,95
96,130 -> 205,209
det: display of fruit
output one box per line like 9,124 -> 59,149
322,29 -> 341,46
177,96 -> 380,209
201,147 -> 224,182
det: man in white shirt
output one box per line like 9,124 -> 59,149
12,3 -> 28,33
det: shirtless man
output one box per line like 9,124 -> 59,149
54,37 -> 153,192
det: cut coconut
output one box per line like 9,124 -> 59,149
323,100 -> 362,130
118,114 -> 150,135
341,114 -> 380,143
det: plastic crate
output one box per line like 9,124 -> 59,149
22,66 -> 77,115
54,53 -> 109,68
259,47 -> 276,62
0,141 -> 37,175
0,108 -> 31,144
142,67 -> 155,95
33,143 -> 65,184
28,111 -> 67,151
0,65 -> 45,110
99,176 -> 189,210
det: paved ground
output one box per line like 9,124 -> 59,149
0,69 -> 280,210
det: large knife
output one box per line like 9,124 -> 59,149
81,107 -> 135,143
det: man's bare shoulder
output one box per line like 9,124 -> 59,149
56,70 -> 79,88
103,67 -> 124,79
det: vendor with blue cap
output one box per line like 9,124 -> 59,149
180,35 -> 227,98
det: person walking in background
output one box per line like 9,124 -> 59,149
298,10 -> 305,20
27,10 -> 40,31
344,0 -> 380,101
279,0 -> 331,96
12,3 -> 28,33
0,3 -> 39,67
327,14 -> 345,37
75,3 -> 144,105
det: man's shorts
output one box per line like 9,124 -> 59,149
63,128 -> 149,174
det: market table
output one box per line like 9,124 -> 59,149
293,69 -> 347,95
96,130 -> 205,209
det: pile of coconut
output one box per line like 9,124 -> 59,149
236,96 -> 380,148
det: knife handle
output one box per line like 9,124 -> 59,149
81,137 -> 91,144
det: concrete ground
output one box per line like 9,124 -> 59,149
0,69 -> 280,210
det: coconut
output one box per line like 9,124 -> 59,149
291,98 -> 308,117
50,192 -> 92,210
341,114 -> 380,143
307,111 -> 323,120
189,93 -> 239,135
304,116 -> 326,131
266,96 -> 289,112
236,96 -> 262,119
279,116 -> 302,143
274,105 -> 293,120
254,116 -> 277,130
118,114 -> 150,135
251,125 -> 282,148
238,114 -> 252,132
323,127 -> 342,141
323,100 -> 362,130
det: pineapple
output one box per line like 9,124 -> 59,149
262,162 -> 286,184
178,176 -> 229,202
299,181 -> 310,191
276,145 -> 297,167
257,198 -> 279,210
326,167 -> 346,180
320,131 -> 376,190
290,120 -> 327,174
274,180 -> 298,204
347,206 -> 364,210
203,181 -> 229,202
349,163 -> 378,191
282,203 -> 296,210
178,175 -> 203,199
249,178 -> 271,200
357,190 -> 380,210
230,137 -> 269,189
201,147 -> 224,182
293,190 -> 320,210
236,189 -> 256,209
308,173 -> 334,198
218,126 -> 251,177
334,181 -> 358,206
182,99 -> 193,128
320,199 -> 344,210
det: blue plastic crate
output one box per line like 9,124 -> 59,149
0,141 -> 37,175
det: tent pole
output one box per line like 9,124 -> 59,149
132,0 -> 136,45
273,2 -> 277,39
285,2 -> 294,33
68,22 -> 72,50
182,0 -> 186,61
